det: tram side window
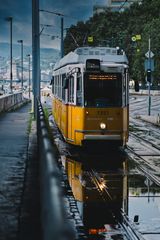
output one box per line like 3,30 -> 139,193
51,76 -> 54,94
58,75 -> 62,99
62,74 -> 66,101
57,76 -> 59,97
68,76 -> 74,103
58,76 -> 60,98
126,70 -> 129,105
123,73 -> 126,106
56,75 -> 58,97
54,76 -> 57,96
123,69 -> 129,106
76,73 -> 82,106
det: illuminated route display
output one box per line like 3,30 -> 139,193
88,73 -> 120,80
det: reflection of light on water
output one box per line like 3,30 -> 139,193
89,228 -> 106,235
99,181 -> 106,191
88,224 -> 124,238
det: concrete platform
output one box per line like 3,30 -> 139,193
0,103 -> 41,240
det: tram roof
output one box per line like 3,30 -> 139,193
54,47 -> 128,70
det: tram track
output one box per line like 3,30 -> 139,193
126,131 -> 160,186
130,118 -> 160,141
126,145 -> 160,187
130,131 -> 160,153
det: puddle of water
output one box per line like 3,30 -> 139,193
62,151 -> 160,240
127,163 -> 160,239
64,153 -> 127,239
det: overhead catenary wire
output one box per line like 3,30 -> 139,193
119,0 -> 128,12
39,9 -> 77,20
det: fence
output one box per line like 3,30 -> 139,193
37,100 -> 75,240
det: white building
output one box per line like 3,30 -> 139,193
109,0 -> 142,12
93,0 -> 142,14
3,61 -> 19,81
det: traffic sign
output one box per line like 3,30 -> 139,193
145,50 -> 154,58
147,69 -> 152,82
88,36 -> 93,43
131,35 -> 141,41
144,59 -> 154,71
144,178 -> 153,187
135,34 -> 141,40
131,36 -> 136,42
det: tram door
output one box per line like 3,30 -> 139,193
67,75 -> 75,141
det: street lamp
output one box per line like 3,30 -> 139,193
61,17 -> 64,58
17,40 -> 23,90
26,54 -> 31,99
6,17 -> 13,93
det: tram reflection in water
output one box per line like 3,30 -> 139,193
64,155 -> 128,238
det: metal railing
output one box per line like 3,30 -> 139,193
37,100 -> 75,240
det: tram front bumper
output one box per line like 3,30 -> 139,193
84,134 -> 121,140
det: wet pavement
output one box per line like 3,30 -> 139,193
0,104 -> 41,240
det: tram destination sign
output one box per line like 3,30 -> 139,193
88,74 -> 119,80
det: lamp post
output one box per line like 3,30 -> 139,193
148,37 -> 151,116
27,54 -> 31,98
61,17 -> 64,58
32,0 -> 40,118
6,17 -> 13,93
17,40 -> 23,90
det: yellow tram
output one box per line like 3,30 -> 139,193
51,47 -> 129,146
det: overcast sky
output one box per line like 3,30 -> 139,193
0,0 -> 106,50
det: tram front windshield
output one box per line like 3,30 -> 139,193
84,73 -> 122,107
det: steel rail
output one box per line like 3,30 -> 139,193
130,132 -> 160,152
126,146 -> 160,186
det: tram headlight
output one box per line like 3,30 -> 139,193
100,123 -> 106,129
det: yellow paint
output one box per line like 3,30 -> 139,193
52,98 -> 129,146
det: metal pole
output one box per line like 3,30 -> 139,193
21,40 -> 23,90
32,0 -> 41,118
148,37 -> 151,116
61,17 -> 64,58
17,40 -> 23,90
27,54 -> 31,99
10,18 -> 13,93
29,55 -> 31,99
6,17 -> 13,92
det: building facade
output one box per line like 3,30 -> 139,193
93,0 -> 142,14
110,0 -> 142,12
